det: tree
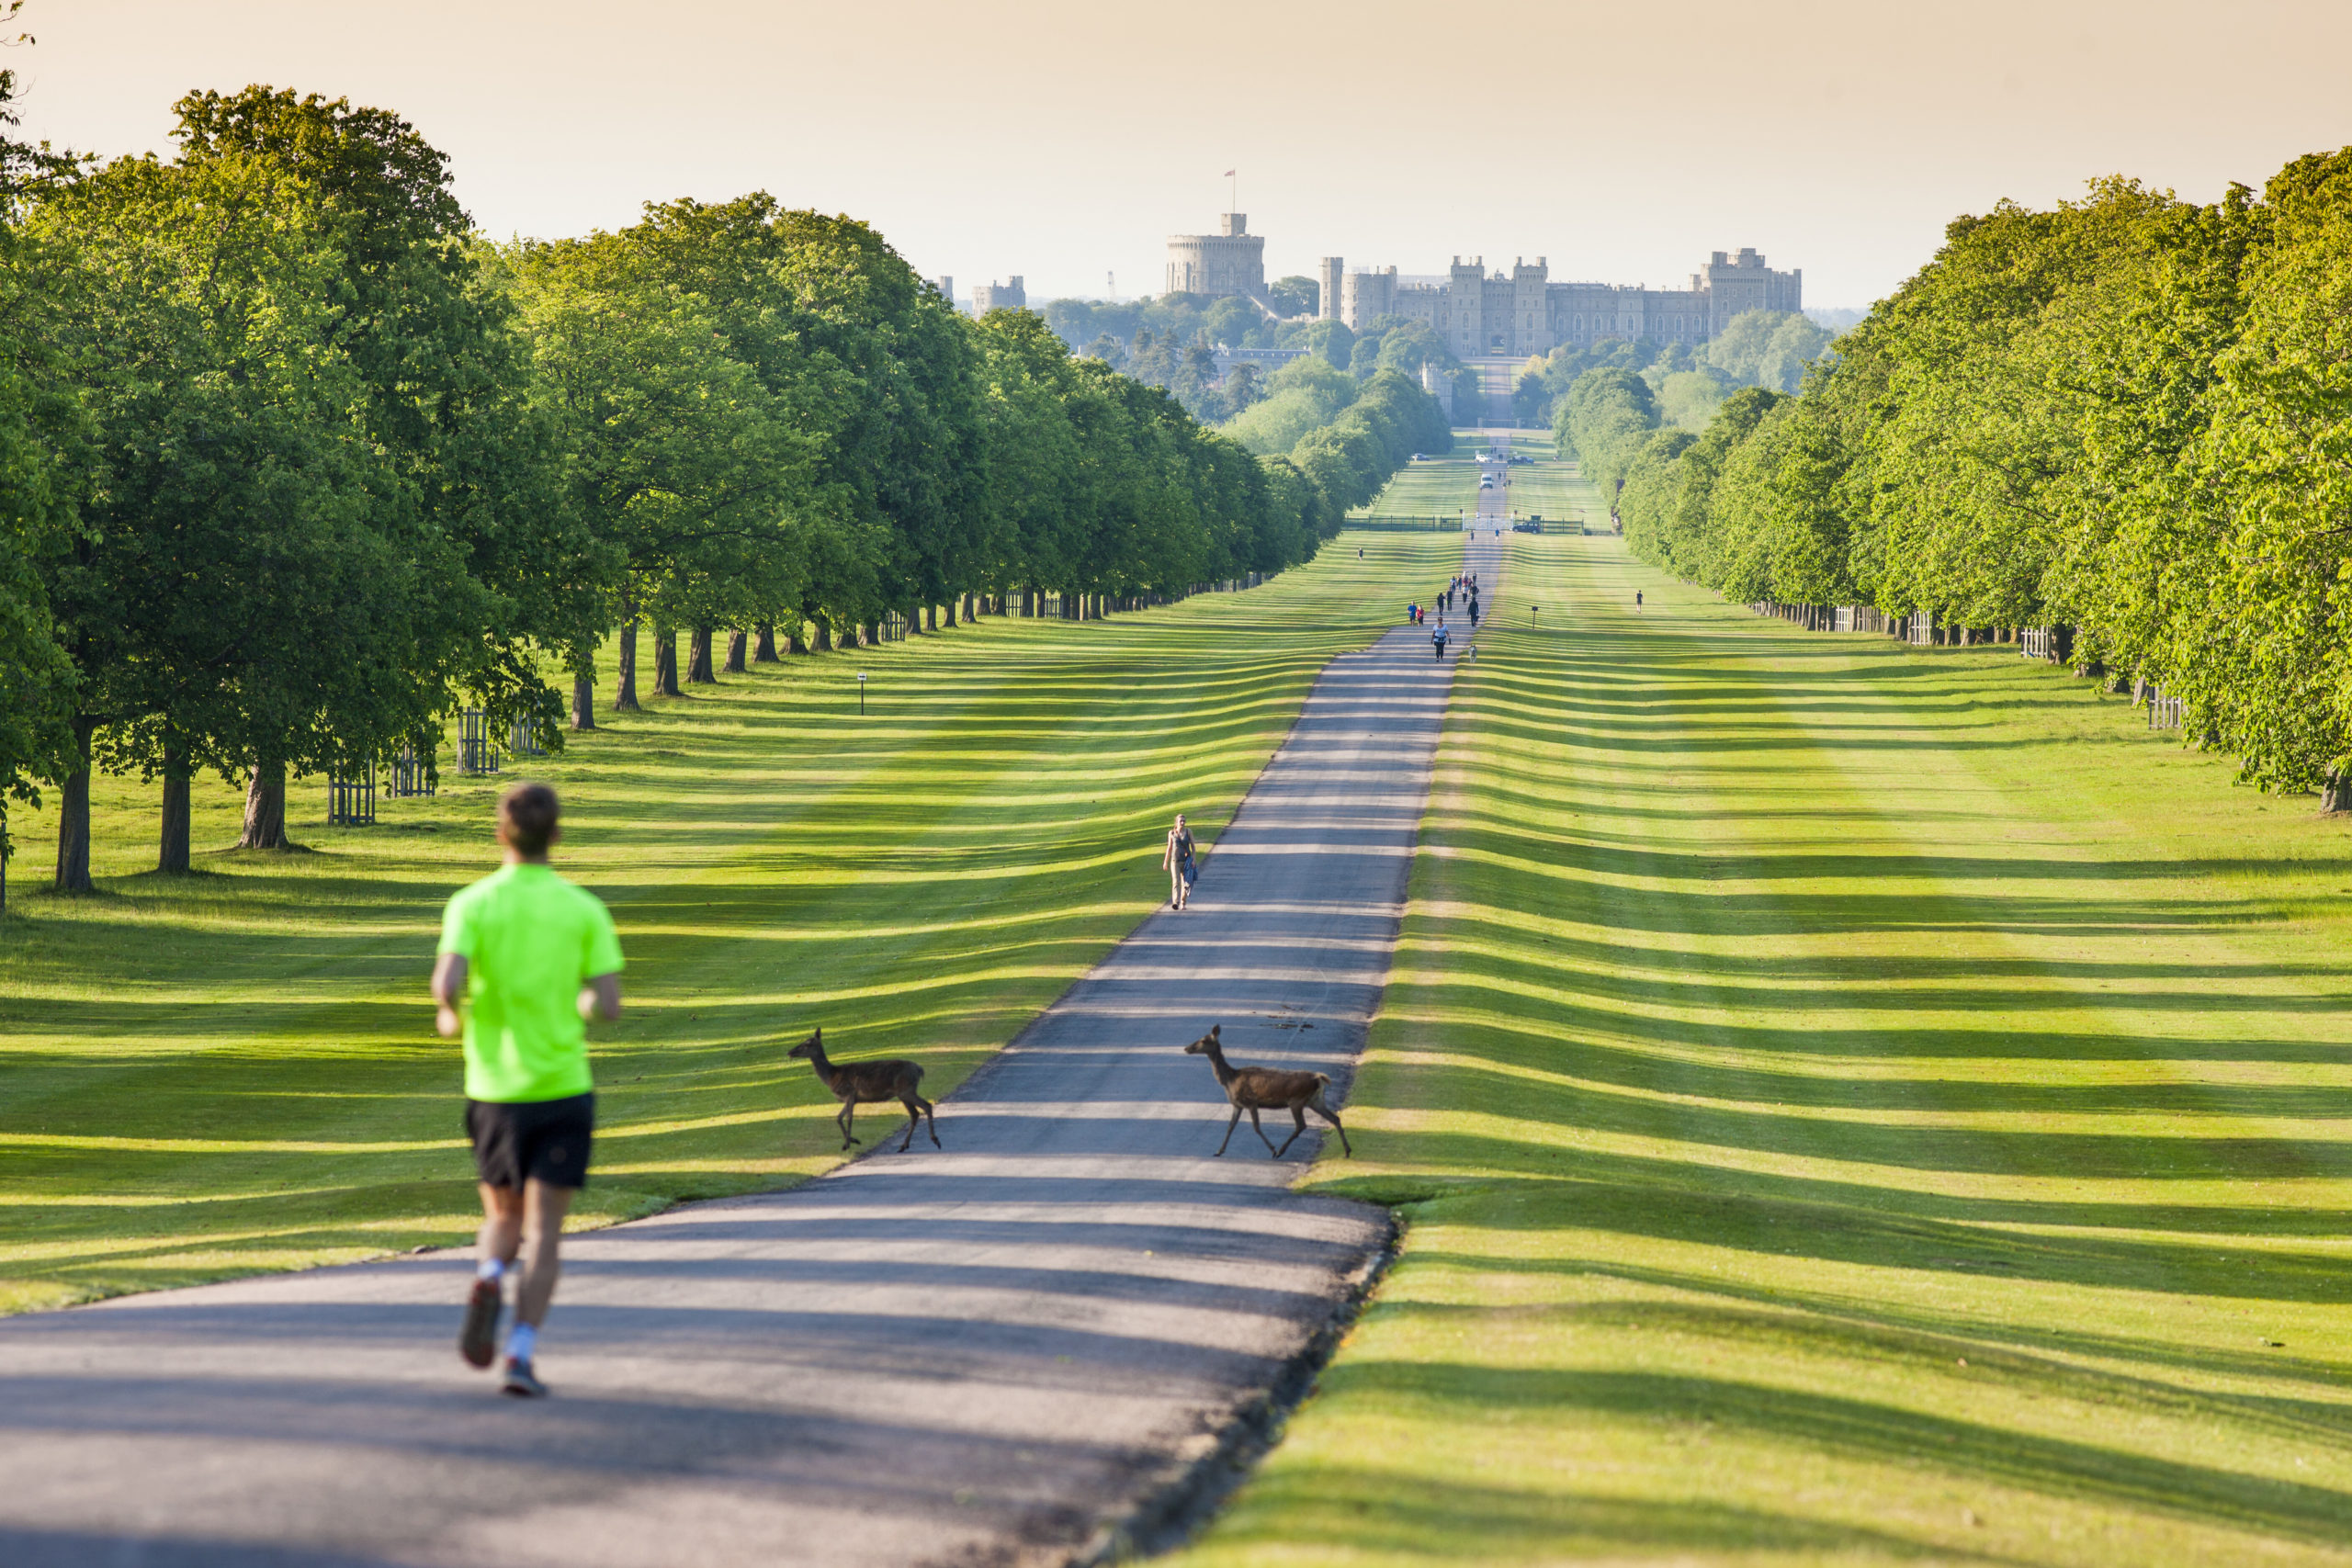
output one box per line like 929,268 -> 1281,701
1557,368 -> 1660,498
92,89 -> 598,856
502,203 -> 823,705
1203,295 -> 1260,349
0,38 -> 76,912
1268,276 -> 1319,318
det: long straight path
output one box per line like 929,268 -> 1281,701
0,528 -> 1502,1568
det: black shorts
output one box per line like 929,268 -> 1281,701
466,1093 -> 595,1190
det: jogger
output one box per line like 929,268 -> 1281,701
433,783 -> 624,1398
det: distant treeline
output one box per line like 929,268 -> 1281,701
1517,310 -> 1835,431
0,85 -> 1449,897
1604,153 -> 2352,798
1044,295 -> 1479,429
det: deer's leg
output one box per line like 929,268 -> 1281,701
897,1097 -> 922,1153
1215,1105 -> 1242,1156
1316,1100 -> 1353,1157
838,1100 -> 860,1148
1274,1105 -> 1307,1157
918,1095 -> 942,1147
1250,1106 -> 1279,1156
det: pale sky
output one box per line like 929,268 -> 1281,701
17,0 -> 2351,310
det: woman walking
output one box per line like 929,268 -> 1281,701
1163,813 -> 1197,910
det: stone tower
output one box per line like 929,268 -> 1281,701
1317,256 -> 1344,321
1165,213 -> 1268,300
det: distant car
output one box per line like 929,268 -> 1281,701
1478,478 -> 1495,490
1512,519 -> 1544,533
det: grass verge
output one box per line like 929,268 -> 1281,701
1350,454 -> 1482,523
1171,531 -> 2352,1565
0,533 -> 1458,1314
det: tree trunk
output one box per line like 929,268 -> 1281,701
2324,773 -> 2352,815
753,622 -> 778,662
864,618 -> 881,646
158,744 -> 191,874
905,605 -> 922,637
814,616 -> 833,652
572,669 -> 596,730
687,625 -> 716,683
654,626 -> 682,696
615,619 -> 641,712
942,598 -> 956,628
53,718 -> 96,892
237,758 -> 289,851
789,620 -> 809,655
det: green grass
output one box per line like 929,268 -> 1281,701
1351,455 -> 1483,522
1172,532 -> 2352,1565
1505,452 -> 1596,525
0,533 -> 1459,1314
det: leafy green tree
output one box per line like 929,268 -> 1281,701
1221,355 -> 1359,455
1556,367 -> 1660,499
155,89 -> 591,852
1268,276 -> 1319,318
1203,295 -> 1260,348
1297,319 -> 1353,371
0,47 -> 77,911
502,203 -> 824,704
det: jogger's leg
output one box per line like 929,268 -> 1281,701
477,1182 -> 524,1269
513,1179 -> 576,1329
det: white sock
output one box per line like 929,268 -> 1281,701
507,1322 -> 537,1363
476,1258 -> 505,1282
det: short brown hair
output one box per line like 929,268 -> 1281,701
498,783 -> 560,856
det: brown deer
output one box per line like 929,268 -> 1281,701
1182,1024 -> 1352,1159
788,1028 -> 940,1153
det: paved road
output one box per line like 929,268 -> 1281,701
0,531 -> 1502,1568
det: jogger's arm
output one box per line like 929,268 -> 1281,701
432,953 -> 468,1039
578,972 -> 622,1022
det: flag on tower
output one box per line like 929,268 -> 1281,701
1224,169 -> 1235,176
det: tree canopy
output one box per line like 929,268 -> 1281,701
1613,155 -> 2352,800
8,82 -> 1453,891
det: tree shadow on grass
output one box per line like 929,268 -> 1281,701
1317,1359 -> 2352,1546
1214,1466 -> 1984,1562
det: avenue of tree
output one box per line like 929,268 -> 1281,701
1576,152 -> 2352,803
0,85 -> 1450,905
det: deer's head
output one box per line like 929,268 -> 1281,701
1182,1025 -> 1222,1055
786,1028 -> 822,1060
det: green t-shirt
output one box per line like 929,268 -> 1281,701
436,863 -> 624,1102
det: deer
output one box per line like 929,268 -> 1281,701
787,1028 -> 940,1153
1182,1024 -> 1352,1159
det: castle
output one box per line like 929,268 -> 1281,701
1162,213 -> 1799,353
971,276 -> 1027,313
1328,250 -> 1800,356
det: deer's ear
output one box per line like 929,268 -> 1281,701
1211,1024 -> 1220,1039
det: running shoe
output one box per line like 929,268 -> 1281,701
458,1277 -> 502,1369
501,1357 -> 548,1398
